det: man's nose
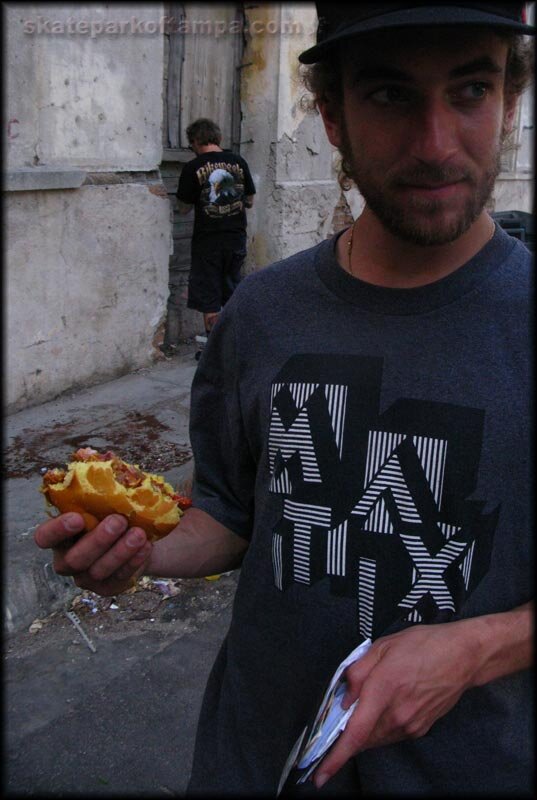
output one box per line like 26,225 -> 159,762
411,99 -> 459,165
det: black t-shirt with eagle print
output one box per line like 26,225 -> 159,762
177,150 -> 256,240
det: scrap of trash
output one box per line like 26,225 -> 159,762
69,575 -> 184,615
26,571 -> 235,647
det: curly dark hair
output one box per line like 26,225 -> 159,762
186,118 -> 222,147
300,31 -> 534,189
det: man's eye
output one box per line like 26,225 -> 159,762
458,82 -> 489,100
369,86 -> 411,105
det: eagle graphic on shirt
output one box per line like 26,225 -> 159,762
267,354 -> 499,640
196,162 -> 246,218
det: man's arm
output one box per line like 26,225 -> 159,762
177,199 -> 194,215
34,508 -> 248,597
313,602 -> 533,788
145,507 -> 247,578
244,195 -> 254,209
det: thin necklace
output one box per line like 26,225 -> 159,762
347,221 -> 357,275
347,218 -> 496,277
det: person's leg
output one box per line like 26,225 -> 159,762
198,239 -> 245,335
222,242 -> 247,306
187,250 -> 221,316
188,239 -> 223,341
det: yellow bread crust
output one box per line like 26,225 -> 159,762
41,460 -> 182,541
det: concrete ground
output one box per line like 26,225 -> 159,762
5,572 -> 238,796
4,345 -> 237,796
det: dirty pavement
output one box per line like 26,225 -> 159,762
4,345 -> 240,796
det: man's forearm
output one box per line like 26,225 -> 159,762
145,507 -> 248,578
177,200 -> 193,215
467,601 -> 533,687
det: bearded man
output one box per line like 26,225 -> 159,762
35,4 -> 534,796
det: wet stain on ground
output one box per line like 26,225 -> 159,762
4,411 -> 192,479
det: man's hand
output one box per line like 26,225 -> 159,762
34,512 -> 152,596
313,621 -> 480,789
314,601 -> 532,789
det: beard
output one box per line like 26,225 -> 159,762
339,119 -> 502,246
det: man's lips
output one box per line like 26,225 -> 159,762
397,179 -> 466,198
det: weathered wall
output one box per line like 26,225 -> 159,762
492,177 -> 534,212
6,4 -> 171,412
6,183 -> 171,413
6,3 -> 164,171
241,3 -> 341,272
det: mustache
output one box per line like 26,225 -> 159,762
394,164 -> 472,185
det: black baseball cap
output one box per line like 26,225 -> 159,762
298,3 -> 535,64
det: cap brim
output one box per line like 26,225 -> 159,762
298,6 -> 535,64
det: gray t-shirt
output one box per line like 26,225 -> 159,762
187,225 -> 533,796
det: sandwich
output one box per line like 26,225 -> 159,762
40,447 -> 191,541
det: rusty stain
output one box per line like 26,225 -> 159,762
4,411 -> 192,479
248,42 -> 266,73
148,184 -> 168,198
243,7 -> 268,74
249,232 -> 269,271
7,118 -> 20,140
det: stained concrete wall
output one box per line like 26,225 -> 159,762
6,184 -> 171,413
6,3 -> 164,171
241,3 -> 341,271
6,3 -> 171,413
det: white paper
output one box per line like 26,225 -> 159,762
277,638 -> 372,793
276,725 -> 308,796
296,638 -> 371,771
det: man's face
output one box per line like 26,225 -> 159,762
320,28 -> 516,245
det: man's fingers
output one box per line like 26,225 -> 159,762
115,542 -> 152,581
35,511 -> 152,597
313,684 -> 389,789
52,514 -> 128,574
73,541 -> 152,595
34,512 -> 85,549
341,650 -> 378,709
312,728 -> 361,789
87,528 -> 149,581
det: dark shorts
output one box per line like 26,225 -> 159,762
188,236 -> 247,313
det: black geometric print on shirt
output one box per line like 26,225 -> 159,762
268,354 -> 499,641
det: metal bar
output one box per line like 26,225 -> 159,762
64,610 -> 97,653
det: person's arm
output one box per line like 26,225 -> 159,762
177,199 -> 194,215
313,602 -> 533,789
241,158 -> 256,208
176,162 -> 196,214
36,283 -> 255,597
145,506 -> 247,577
34,506 -> 248,597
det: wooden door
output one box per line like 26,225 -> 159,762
160,2 -> 244,345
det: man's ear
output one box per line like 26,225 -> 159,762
317,97 -> 343,149
502,95 -> 519,136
